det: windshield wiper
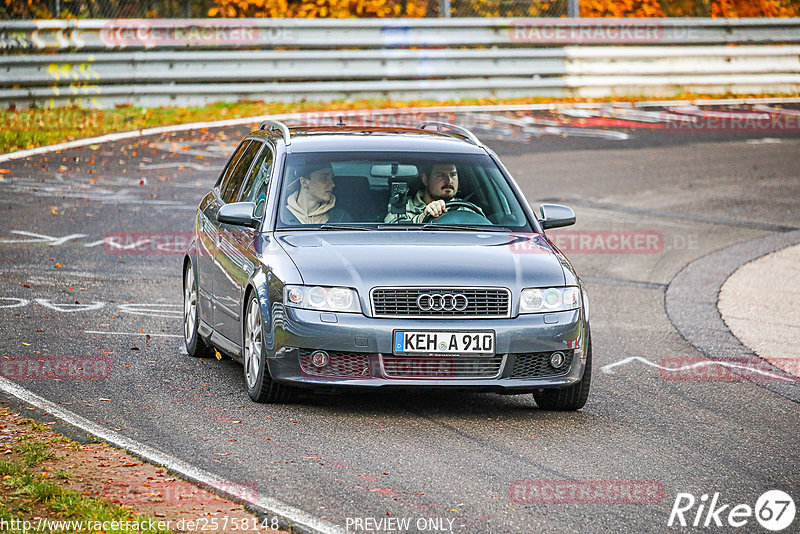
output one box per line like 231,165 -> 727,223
420,224 -> 512,232
318,224 -> 374,231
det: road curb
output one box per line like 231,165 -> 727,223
0,378 -> 342,534
718,244 -> 800,380
665,229 -> 800,403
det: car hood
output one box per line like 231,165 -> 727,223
276,231 -> 566,291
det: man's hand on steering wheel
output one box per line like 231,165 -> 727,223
423,200 -> 447,219
421,200 -> 484,223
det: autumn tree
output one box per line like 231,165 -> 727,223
207,0 -> 428,18
711,0 -> 800,16
580,0 -> 665,17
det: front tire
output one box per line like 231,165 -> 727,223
243,294 -> 294,403
533,336 -> 592,411
183,260 -> 214,358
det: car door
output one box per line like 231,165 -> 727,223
196,139 -> 250,327
212,139 -> 266,345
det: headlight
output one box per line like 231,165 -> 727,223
284,285 -> 361,313
520,287 -> 580,313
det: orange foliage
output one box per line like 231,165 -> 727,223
2,0 -> 53,18
207,0 -> 429,18
581,0 -> 664,17
465,0 -> 558,17
711,0 -> 800,17
582,0 -> 799,17
6,0 -> 800,20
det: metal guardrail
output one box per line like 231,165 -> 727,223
3,49 -> 569,85
3,18 -> 800,51
1,18 -> 799,107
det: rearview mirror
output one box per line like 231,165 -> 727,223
370,163 -> 418,178
538,204 -> 575,230
217,202 -> 260,229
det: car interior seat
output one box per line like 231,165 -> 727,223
333,176 -> 384,222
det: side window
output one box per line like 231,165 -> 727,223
216,140 -> 249,193
220,140 -> 260,204
239,143 -> 274,218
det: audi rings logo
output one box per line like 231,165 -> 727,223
416,293 -> 469,312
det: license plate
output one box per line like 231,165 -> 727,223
393,331 -> 495,355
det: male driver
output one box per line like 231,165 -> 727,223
281,163 -> 351,225
385,163 -> 469,223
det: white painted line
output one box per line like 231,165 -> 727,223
0,377 -> 343,534
0,297 -> 29,309
2,97 -> 799,163
600,356 -> 794,381
745,138 -> 783,144
0,230 -> 87,246
669,106 -> 771,120
0,116 -> 274,164
117,303 -> 182,318
634,96 -> 800,108
35,298 -> 105,313
83,330 -> 182,338
753,104 -> 800,116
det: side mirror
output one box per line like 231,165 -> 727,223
538,204 -> 575,230
217,202 -> 260,229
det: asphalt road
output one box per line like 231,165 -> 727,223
0,107 -> 798,533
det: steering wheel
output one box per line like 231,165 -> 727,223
421,200 -> 491,225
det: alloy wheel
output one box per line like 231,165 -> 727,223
244,298 -> 262,389
183,267 -> 196,343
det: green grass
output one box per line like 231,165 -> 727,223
17,418 -> 50,433
0,456 -> 172,533
52,469 -> 72,480
0,417 -> 173,533
0,459 -> 25,476
17,441 -> 52,467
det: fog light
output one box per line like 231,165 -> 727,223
549,351 -> 566,369
310,350 -> 329,368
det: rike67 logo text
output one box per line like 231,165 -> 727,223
668,490 -> 795,531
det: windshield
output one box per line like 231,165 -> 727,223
276,152 -> 532,231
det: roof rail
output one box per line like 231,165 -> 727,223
259,120 -> 291,146
418,121 -> 481,146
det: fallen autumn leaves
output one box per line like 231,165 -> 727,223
0,406 -> 285,532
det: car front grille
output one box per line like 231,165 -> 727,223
510,351 -> 574,379
299,350 -> 372,378
371,288 -> 510,318
380,355 -> 504,379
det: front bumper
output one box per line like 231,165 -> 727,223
266,306 -> 587,393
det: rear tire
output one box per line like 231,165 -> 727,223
243,294 -> 295,403
533,337 -> 592,411
183,260 -> 214,358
